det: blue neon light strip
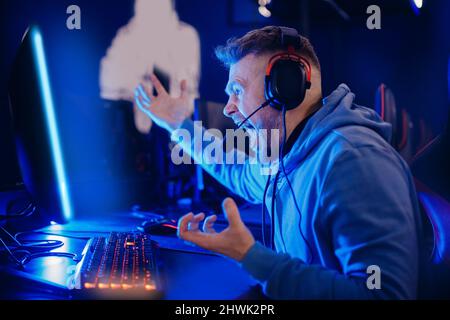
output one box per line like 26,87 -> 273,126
31,28 -> 73,221
448,56 -> 450,103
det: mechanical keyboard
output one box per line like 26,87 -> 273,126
72,232 -> 162,299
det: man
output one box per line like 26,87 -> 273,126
134,26 -> 423,299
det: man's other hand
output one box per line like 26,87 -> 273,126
177,198 -> 256,261
134,74 -> 192,132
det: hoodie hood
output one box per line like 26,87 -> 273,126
283,84 -> 392,171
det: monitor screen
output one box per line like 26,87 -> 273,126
8,26 -> 73,224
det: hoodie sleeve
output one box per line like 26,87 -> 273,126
171,119 -> 266,204
241,145 -> 420,299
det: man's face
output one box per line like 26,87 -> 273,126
223,53 -> 277,130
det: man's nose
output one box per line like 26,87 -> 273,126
223,101 -> 238,118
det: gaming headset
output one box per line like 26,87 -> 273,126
259,27 -> 315,262
264,26 -> 312,110
236,26 -> 312,128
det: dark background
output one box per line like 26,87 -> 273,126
1,0 -> 449,214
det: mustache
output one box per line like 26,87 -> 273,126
233,117 -> 253,129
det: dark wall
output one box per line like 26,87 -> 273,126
308,1 -> 450,135
1,0 -> 449,195
175,0 -> 449,136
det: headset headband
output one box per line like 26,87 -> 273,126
264,26 -> 312,110
279,26 -> 301,50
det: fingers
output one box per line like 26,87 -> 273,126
188,213 -> 205,231
150,73 -> 168,96
134,90 -> 153,118
202,215 -> 217,234
177,212 -> 214,249
177,212 -> 204,236
222,198 -> 241,228
177,212 -> 194,238
180,229 -> 213,250
137,84 -> 154,104
179,79 -> 188,99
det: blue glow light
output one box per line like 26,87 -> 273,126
410,0 -> 423,15
448,56 -> 450,103
413,0 -> 423,9
31,28 -> 73,221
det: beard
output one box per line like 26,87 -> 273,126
246,112 -> 282,164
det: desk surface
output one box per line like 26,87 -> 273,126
0,211 -> 262,300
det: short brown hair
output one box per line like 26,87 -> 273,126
215,25 -> 320,70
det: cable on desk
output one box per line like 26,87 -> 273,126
0,237 -> 23,266
15,231 -> 91,241
0,199 -> 82,267
0,226 -> 79,268
13,249 -> 79,266
0,202 -> 36,221
1,227 -> 63,251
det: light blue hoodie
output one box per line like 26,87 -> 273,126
177,84 -> 423,299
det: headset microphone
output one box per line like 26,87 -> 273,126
236,100 -> 271,129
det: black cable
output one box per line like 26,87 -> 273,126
280,105 -> 314,264
237,100 -> 271,129
15,251 -> 80,266
227,98 -> 271,247
0,200 -> 81,267
0,236 -> 75,268
0,226 -> 21,246
0,202 -> 36,221
0,237 -> 23,267
261,175 -> 272,248
1,226 -> 64,251
0,225 -> 81,268
0,201 -> 72,265
7,200 -> 33,214
23,230 -> 111,234
0,233 -> 79,267
15,231 -> 91,241
270,170 -> 282,250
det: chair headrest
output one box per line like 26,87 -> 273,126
416,179 -> 450,265
375,84 -> 411,153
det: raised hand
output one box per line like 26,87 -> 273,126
177,198 -> 255,261
134,74 -> 192,132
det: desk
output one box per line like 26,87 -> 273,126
0,211 -> 263,300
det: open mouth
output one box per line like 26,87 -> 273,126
235,120 -> 254,130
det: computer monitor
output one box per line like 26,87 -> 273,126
8,26 -> 73,224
